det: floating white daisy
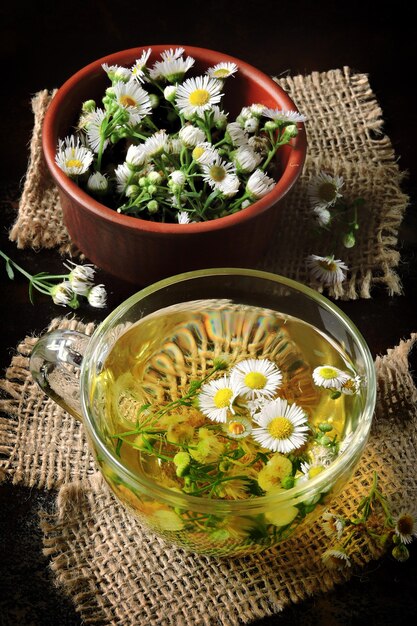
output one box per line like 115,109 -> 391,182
308,171 -> 344,210
55,136 -> 94,176
198,375 -> 240,423
223,416 -> 252,439
252,398 -> 309,453
262,108 -> 307,124
130,48 -> 152,83
175,75 -> 223,117
306,254 -> 348,286
84,108 -> 109,154
113,80 -> 152,124
246,169 -> 275,199
150,55 -> 195,83
312,365 -> 351,390
207,62 -> 238,79
230,358 -> 282,400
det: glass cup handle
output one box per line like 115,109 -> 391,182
29,329 -> 90,421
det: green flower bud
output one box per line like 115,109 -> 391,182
264,120 -> 277,131
82,99 -> 96,113
281,475 -> 295,489
343,232 -> 356,248
318,423 -> 333,433
392,544 -> 410,562
147,184 -> 157,195
147,200 -> 159,214
149,93 -> 160,109
173,451 -> 191,477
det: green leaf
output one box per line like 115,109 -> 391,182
5,259 -> 14,280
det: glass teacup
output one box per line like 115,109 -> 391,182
30,268 -> 376,557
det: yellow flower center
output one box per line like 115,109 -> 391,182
228,421 -> 245,436
268,417 -> 293,440
318,259 -> 337,272
213,68 -> 229,78
318,181 -> 337,202
192,146 -> 205,160
318,366 -> 338,380
120,95 -> 137,107
308,465 -> 325,479
66,159 -> 83,169
244,371 -> 267,390
214,388 -> 233,409
209,164 -> 226,182
189,88 -> 210,106
398,514 -> 415,535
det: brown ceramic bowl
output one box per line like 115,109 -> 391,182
42,45 -> 307,285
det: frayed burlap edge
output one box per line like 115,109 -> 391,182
0,316 -> 96,489
36,335 -> 417,626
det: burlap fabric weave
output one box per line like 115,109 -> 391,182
8,67 -> 409,299
1,317 -> 416,624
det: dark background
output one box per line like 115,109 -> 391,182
1,1 -> 417,624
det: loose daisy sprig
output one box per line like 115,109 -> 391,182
0,249 -> 107,309
321,471 -> 416,570
308,170 -> 365,249
55,47 -> 306,223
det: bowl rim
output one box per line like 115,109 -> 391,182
80,267 -> 376,514
42,44 -> 307,236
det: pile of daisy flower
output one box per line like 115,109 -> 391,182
55,47 -> 305,223
113,355 -> 362,513
0,248 -> 107,309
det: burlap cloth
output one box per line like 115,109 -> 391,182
1,316 -> 416,624
9,67 -> 409,299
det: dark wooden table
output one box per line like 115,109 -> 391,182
1,1 -> 417,624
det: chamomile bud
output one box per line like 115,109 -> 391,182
148,170 -> 162,184
51,282 -> 78,308
82,99 -> 96,113
87,284 -> 107,308
343,232 -> 356,248
149,93 -> 160,109
147,200 -> 159,214
87,172 -> 108,196
164,85 -> 177,102
66,261 -> 96,295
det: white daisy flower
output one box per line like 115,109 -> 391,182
175,75 -> 223,117
126,144 -> 148,168
65,261 -> 96,295
87,284 -> 107,308
198,374 -> 240,423
113,80 -> 152,124
201,156 -> 237,193
252,398 -> 309,453
250,103 -> 266,116
340,375 -> 362,395
314,206 -> 332,227
51,281 -> 75,307
114,162 -> 133,193
394,510 -> 417,545
262,108 -> 307,124
248,135 -> 269,155
225,121 -> 249,147
102,63 -> 131,83
207,62 -> 238,79
312,365 -> 351,390
150,53 -> 195,83
130,48 -> 152,83
246,169 -> 276,199
87,171 -> 108,194
230,358 -> 282,400
177,211 -> 191,224
306,254 -> 349,286
144,130 -> 169,158
210,105 -> 228,128
322,512 -> 345,539
192,142 -> 218,165
232,145 -> 262,174
84,108 -> 109,154
322,546 -> 351,571
244,117 -> 259,133
308,171 -> 344,210
163,85 -> 177,102
167,137 -> 183,154
223,416 -> 252,439
55,135 -> 94,176
179,124 -> 206,148
161,47 -> 185,61
220,175 -> 240,197
170,170 -> 186,186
